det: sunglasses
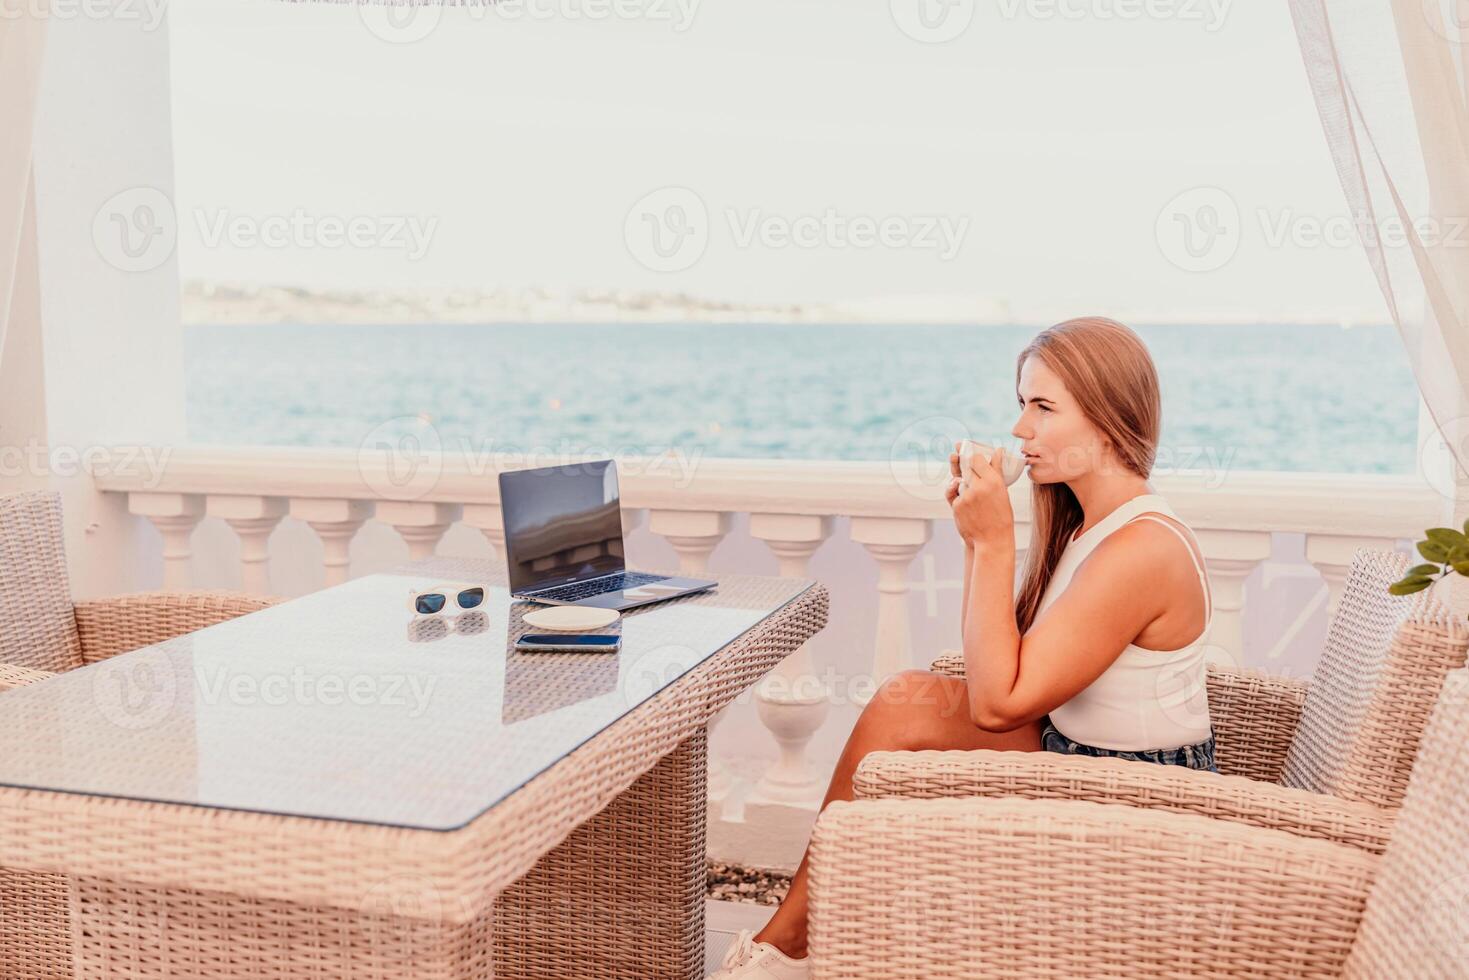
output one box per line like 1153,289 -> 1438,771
407,584 -> 487,616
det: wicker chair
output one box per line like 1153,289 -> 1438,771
0,489 -> 283,978
897,550 -> 1469,852
808,666 -> 1469,978
0,489 -> 281,693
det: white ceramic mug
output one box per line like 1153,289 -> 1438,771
957,439 -> 1025,491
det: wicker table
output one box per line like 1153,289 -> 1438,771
0,557 -> 829,980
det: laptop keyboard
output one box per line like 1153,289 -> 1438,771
532,571 -> 671,603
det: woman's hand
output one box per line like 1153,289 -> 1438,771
949,442 -> 1015,550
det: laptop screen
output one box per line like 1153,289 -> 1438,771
498,460 -> 626,594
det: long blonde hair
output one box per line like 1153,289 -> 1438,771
1013,317 -> 1162,636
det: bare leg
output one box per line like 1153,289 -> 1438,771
750,669 -> 1043,960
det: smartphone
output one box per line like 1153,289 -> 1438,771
514,633 -> 622,653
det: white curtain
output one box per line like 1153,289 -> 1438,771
0,6 -> 48,376
1290,0 -> 1469,505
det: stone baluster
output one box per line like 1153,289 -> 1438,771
850,517 -> 932,704
648,509 -> 730,576
291,499 -> 374,587
1194,529 -> 1272,664
647,508 -> 734,808
206,495 -> 287,594
462,503 -> 506,563
745,513 -> 833,811
1305,533 -> 1402,618
128,492 -> 204,591
375,501 -> 463,560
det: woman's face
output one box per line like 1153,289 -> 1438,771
1011,356 -> 1110,484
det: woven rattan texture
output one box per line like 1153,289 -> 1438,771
1282,550 -> 1468,808
930,652 -> 1307,781
0,491 -> 83,673
493,731 -> 707,979
1346,668 -> 1469,977
809,795 -> 1377,979
0,562 -> 828,979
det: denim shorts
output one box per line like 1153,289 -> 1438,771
1040,717 -> 1219,773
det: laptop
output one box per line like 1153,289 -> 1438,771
498,459 -> 717,611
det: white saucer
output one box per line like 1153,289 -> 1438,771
522,605 -> 621,631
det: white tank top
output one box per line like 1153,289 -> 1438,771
1038,493 -> 1213,752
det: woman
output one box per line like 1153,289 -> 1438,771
710,316 -> 1216,980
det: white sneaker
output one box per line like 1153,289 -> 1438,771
708,929 -> 810,979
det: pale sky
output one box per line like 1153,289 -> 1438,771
166,0 -> 1394,323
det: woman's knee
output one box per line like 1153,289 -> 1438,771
858,670 -> 973,744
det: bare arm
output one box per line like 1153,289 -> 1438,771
948,442 -> 975,644
963,523 -> 1175,731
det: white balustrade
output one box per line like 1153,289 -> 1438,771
461,503 -> 505,562
127,492 -> 204,590
850,516 -> 932,702
746,513 -> 834,809
648,508 -> 735,809
291,498 -> 374,587
206,495 -> 287,594
648,509 -> 730,575
1195,529 -> 1272,665
375,501 -> 463,561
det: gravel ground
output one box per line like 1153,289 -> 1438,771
707,862 -> 793,906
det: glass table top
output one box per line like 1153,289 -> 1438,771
0,558 -> 816,831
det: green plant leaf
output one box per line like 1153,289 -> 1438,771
1409,563 -> 1442,577
1419,539 -> 1451,563
1389,576 -> 1434,595
1426,527 -> 1469,550
1454,561 -> 1469,577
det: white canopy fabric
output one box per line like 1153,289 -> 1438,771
0,8 -> 48,378
1291,0 -> 1469,499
